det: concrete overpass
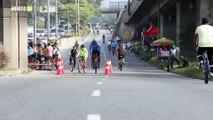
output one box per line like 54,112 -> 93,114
0,0 -> 28,68
100,1 -> 128,17
116,0 -> 213,57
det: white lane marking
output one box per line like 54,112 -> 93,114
87,114 -> 101,120
80,33 -> 92,45
97,82 -> 103,85
92,90 -> 101,96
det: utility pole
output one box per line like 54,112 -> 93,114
16,0 -> 21,68
55,0 -> 58,35
47,0 -> 50,39
33,0 -> 37,44
75,0 -> 77,35
77,0 -> 80,35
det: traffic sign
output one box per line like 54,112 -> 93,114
40,6 -> 57,13
41,6 -> 47,12
11,6 -> 33,12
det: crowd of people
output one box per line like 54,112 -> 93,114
28,41 -> 60,69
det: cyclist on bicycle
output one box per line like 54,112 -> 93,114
111,41 -> 117,55
117,44 -> 125,67
108,40 -> 112,53
97,29 -> 99,35
69,46 -> 78,70
74,41 -> 79,49
78,44 -> 88,67
90,39 -> 101,68
102,34 -> 105,44
194,17 -> 213,72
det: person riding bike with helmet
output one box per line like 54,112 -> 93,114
78,44 -> 88,67
117,44 -> 125,68
90,39 -> 101,68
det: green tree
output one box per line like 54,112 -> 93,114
58,0 -> 100,26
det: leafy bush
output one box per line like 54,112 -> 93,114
0,45 -> 9,69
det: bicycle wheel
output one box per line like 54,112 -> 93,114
82,66 -> 86,74
204,59 -> 209,84
119,63 -> 122,71
78,65 -> 81,73
94,61 -> 98,74
70,60 -> 74,72
32,59 -> 40,70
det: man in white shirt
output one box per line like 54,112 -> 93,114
194,17 -> 213,71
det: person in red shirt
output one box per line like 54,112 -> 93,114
46,43 -> 53,68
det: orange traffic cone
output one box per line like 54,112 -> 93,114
104,60 -> 112,75
56,58 -> 62,75
61,60 -> 65,74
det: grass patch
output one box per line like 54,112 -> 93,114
173,66 -> 203,79
21,69 -> 32,74
148,59 -> 212,81
0,74 -> 4,77
0,68 -> 18,71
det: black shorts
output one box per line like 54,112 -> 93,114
197,47 -> 213,64
118,55 -> 124,61
92,50 -> 100,56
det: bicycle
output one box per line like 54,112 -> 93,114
118,55 -> 125,71
102,39 -> 105,44
28,54 -> 40,70
92,54 -> 99,74
70,56 -> 75,72
112,47 -> 116,55
78,56 -> 86,74
46,56 -> 55,71
197,51 -> 211,84
108,45 -> 111,53
39,55 -> 47,70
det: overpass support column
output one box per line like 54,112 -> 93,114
3,1 -> 27,68
160,14 -> 163,38
176,1 -> 181,46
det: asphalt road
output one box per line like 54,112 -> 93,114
0,29 -> 213,120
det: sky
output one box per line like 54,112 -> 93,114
101,0 -> 127,8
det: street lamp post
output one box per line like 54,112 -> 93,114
55,0 -> 58,36
47,0 -> 50,39
34,0 -> 37,44
77,0 -> 80,35
16,0 -> 21,68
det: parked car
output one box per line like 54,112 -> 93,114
28,33 -> 34,43
59,29 -> 66,37
36,29 -> 45,37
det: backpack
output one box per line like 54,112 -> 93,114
118,47 -> 125,55
92,46 -> 100,55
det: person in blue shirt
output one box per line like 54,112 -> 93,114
90,39 -> 101,68
28,45 -> 34,62
111,40 -> 117,55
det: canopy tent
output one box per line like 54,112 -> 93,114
151,37 -> 175,46
114,36 -> 121,41
141,26 -> 160,36
140,25 -> 160,51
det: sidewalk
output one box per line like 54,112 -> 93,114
0,36 -> 86,78
0,69 -> 32,78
